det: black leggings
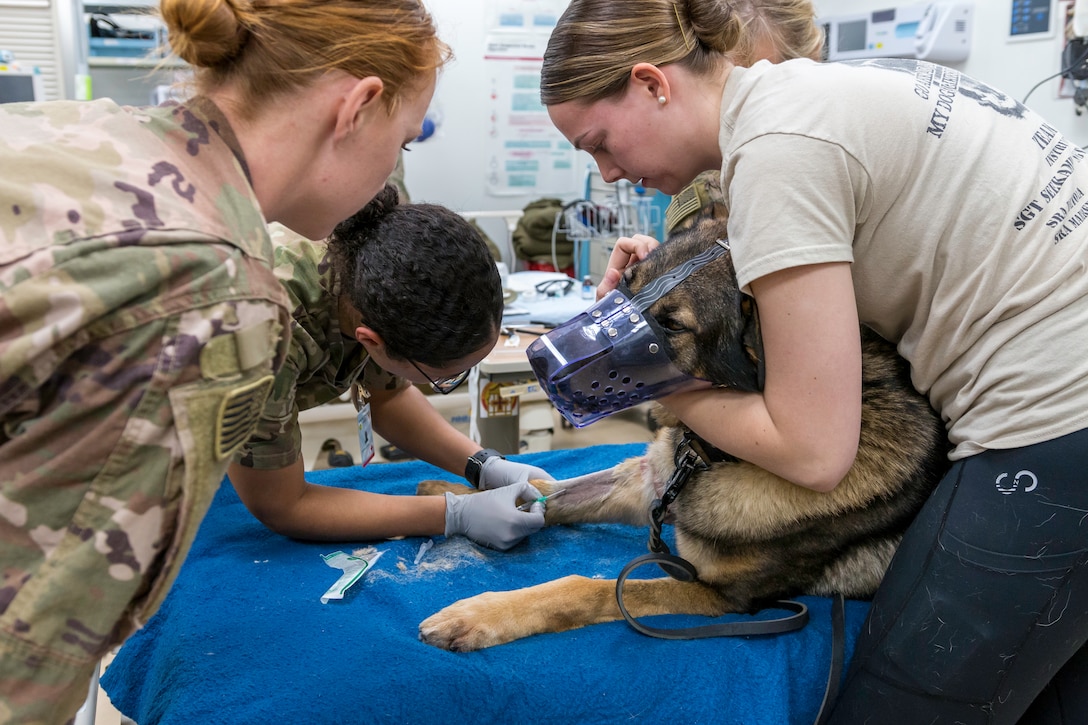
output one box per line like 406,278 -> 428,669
827,427 -> 1088,724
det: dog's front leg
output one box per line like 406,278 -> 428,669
542,455 -> 659,526
415,454 -> 661,527
419,575 -> 728,651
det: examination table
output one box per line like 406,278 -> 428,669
101,443 -> 870,724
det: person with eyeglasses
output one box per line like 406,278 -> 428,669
228,186 -> 553,552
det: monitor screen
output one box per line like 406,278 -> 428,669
0,72 -> 40,103
837,19 -> 868,53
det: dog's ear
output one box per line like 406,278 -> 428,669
740,296 -> 766,391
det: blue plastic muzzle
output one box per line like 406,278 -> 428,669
526,240 -> 730,428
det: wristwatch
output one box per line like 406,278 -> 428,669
465,448 -> 505,488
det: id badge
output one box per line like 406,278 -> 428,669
356,402 -> 375,467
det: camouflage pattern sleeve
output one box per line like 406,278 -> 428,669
0,98 -> 291,724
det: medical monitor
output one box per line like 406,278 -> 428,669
0,70 -> 43,103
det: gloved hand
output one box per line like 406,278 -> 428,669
444,481 -> 546,551
477,456 -> 556,490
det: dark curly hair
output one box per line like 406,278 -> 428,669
326,185 -> 502,367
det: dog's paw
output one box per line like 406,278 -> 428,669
416,479 -> 474,496
418,592 -> 520,651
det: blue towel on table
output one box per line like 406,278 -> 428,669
102,443 -> 870,724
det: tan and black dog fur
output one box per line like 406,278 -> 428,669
417,195 -> 950,652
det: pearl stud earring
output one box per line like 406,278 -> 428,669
658,95 -> 667,105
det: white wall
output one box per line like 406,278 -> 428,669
402,0 -> 491,210
405,0 -> 1088,218
403,0 -> 593,225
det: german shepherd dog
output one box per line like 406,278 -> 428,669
417,202 -> 950,652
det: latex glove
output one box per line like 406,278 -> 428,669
477,456 -> 556,490
444,482 -> 545,551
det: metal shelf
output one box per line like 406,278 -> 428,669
84,3 -> 157,14
87,56 -> 184,68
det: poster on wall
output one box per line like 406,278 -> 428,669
483,0 -> 583,197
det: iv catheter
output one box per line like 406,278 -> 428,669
517,488 -> 567,511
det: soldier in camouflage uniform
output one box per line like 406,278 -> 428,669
230,186 -> 550,550
0,0 -> 450,719
0,91 -> 291,725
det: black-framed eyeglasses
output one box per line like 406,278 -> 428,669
535,278 -> 575,297
409,360 -> 471,395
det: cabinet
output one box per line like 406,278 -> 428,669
0,0 -> 76,101
0,0 -> 182,103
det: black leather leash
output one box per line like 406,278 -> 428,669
614,431 -> 846,725
815,594 -> 846,725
